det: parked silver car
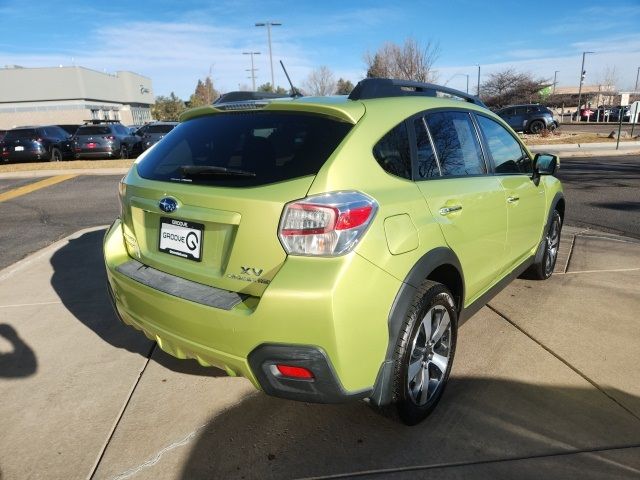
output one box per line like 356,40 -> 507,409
137,122 -> 178,151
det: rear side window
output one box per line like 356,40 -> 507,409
137,112 -> 352,187
372,122 -> 411,179
425,111 -> 485,176
413,118 -> 440,179
77,126 -> 111,135
476,115 -> 532,174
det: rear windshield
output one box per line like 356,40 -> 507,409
137,112 -> 352,187
4,128 -> 38,140
147,125 -> 175,134
76,126 -> 111,135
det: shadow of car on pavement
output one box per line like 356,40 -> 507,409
49,228 -> 220,377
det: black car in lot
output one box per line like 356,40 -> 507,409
495,104 -> 558,133
137,121 -> 178,151
72,122 -> 141,159
1,125 -> 74,163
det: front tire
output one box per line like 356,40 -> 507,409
528,210 -> 562,280
392,281 -> 458,425
529,120 -> 545,134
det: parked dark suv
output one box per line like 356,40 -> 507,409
496,104 -> 558,133
1,125 -> 74,163
72,122 -> 141,159
137,121 -> 178,151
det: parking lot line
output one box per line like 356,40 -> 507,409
0,174 -> 77,203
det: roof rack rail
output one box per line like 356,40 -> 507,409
348,78 -> 487,108
82,119 -> 122,124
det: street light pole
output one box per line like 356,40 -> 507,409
255,21 -> 281,89
576,51 -> 594,120
635,66 -> 639,92
242,51 -> 260,91
477,65 -> 481,97
553,70 -> 559,94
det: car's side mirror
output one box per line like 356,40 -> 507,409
532,153 -> 559,185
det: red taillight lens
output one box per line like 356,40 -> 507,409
278,191 -> 377,256
275,365 -> 314,379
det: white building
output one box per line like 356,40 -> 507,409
0,66 -> 154,129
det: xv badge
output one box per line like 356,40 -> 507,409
240,266 -> 263,277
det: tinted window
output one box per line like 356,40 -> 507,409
147,124 -> 175,134
4,128 -> 38,140
514,107 -> 527,115
476,115 -> 532,174
114,124 -> 129,135
77,126 -> 111,135
414,118 -> 440,179
425,111 -> 485,176
137,112 -> 352,187
372,122 -> 411,179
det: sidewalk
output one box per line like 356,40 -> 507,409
530,140 -> 640,157
0,226 -> 639,479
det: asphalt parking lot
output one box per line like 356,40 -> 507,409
0,156 -> 639,479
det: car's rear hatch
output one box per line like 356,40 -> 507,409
74,125 -> 113,150
120,101 -> 364,298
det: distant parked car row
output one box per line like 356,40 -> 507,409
579,105 -> 632,122
0,120 -> 177,163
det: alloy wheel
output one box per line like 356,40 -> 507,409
407,305 -> 452,406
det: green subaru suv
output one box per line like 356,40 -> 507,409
104,79 -> 564,425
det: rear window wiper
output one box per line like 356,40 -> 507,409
179,165 -> 256,178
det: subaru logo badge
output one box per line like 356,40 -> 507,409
159,197 -> 178,213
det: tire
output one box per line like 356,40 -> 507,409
118,144 -> 128,159
391,281 -> 458,425
527,210 -> 562,280
529,120 -> 545,134
548,122 -> 557,132
50,148 -> 62,162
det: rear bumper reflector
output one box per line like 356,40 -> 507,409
115,260 -> 246,310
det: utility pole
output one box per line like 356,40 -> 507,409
576,51 -> 594,121
243,51 -> 260,91
553,70 -> 559,94
477,64 -> 481,97
635,66 -> 639,92
255,21 -> 281,89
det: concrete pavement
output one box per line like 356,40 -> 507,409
0,225 -> 639,479
530,141 -> 640,157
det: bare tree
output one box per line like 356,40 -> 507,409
481,69 -> 550,108
365,38 -> 440,83
304,66 -> 336,96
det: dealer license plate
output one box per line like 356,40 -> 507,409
159,217 -> 204,261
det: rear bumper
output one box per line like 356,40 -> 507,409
104,219 -> 400,401
75,148 -> 116,159
4,150 -> 49,162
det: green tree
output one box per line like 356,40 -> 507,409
257,83 -> 289,95
151,92 -> 185,121
335,78 -> 355,95
189,76 -> 219,107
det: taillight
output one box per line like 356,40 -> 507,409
278,191 -> 377,256
103,135 -> 115,140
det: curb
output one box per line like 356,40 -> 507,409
0,168 -> 129,179
0,225 -> 109,282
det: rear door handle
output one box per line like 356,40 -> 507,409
439,205 -> 463,215
507,196 -> 520,204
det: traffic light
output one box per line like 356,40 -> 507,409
581,70 -> 586,83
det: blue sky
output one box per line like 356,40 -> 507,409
1,0 -> 639,98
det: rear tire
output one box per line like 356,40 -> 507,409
391,281 -> 457,425
527,210 -> 562,280
118,145 -> 128,159
50,148 -> 62,162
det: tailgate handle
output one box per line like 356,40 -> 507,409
439,205 -> 462,215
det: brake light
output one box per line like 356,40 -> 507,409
278,191 -> 377,256
275,365 -> 314,379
